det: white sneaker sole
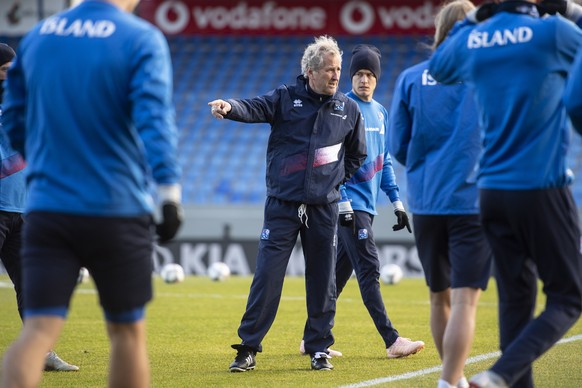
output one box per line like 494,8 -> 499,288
299,340 -> 343,357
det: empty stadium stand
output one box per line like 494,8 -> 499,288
2,34 -> 581,213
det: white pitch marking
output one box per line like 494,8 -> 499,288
338,334 -> 582,388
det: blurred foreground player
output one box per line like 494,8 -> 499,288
1,42 -> 78,372
0,0 -> 182,387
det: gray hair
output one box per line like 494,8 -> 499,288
301,35 -> 343,77
433,0 -> 475,50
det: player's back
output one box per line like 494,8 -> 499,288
462,12 -> 582,189
389,60 -> 480,214
13,0 -> 174,216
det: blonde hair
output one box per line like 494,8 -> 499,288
433,0 -> 476,50
301,35 -> 343,77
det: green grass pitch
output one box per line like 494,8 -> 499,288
1,274 -> 581,387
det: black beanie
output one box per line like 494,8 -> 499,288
350,44 -> 381,80
0,43 -> 15,66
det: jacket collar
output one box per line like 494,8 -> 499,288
294,75 -> 347,103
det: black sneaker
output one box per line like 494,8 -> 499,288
229,344 -> 256,372
311,352 -> 333,371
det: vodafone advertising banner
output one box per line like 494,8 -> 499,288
137,0 -> 481,36
0,0 -> 490,37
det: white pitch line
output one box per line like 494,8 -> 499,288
338,334 -> 582,388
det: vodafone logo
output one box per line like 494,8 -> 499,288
150,0 -> 437,35
155,1 -> 189,34
340,0 -> 436,34
340,1 -> 374,35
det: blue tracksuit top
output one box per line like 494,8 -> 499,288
225,75 -> 367,205
429,9 -> 582,190
388,60 -> 480,215
565,48 -> 582,134
2,0 -> 180,216
0,106 -> 26,213
344,90 -> 400,215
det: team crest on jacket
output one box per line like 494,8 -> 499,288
293,99 -> 303,107
260,228 -> 270,240
333,101 -> 345,111
358,229 -> 368,240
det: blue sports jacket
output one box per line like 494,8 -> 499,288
388,60 -> 480,215
3,0 -> 181,216
429,4 -> 582,190
225,75 -> 367,205
344,90 -> 401,216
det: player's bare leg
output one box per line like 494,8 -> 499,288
430,288 -> 451,360
1,316 -> 64,388
107,320 -> 150,388
441,287 -> 481,386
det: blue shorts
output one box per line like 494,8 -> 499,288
21,212 -> 154,321
413,214 -> 492,292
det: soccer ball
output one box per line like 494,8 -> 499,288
207,262 -> 231,282
380,263 -> 404,285
77,267 -> 90,284
160,263 -> 185,284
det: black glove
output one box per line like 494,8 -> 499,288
538,0 -> 567,15
393,210 -> 412,233
466,2 -> 499,23
338,185 -> 354,228
156,184 -> 183,243
156,202 -> 183,243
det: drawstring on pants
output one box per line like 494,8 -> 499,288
298,203 -> 309,228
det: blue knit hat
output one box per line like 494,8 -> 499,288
350,44 -> 381,80
0,43 -> 15,66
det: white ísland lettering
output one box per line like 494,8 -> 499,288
484,30 -> 503,48
422,69 -> 437,86
518,26 -> 533,41
467,31 -> 482,48
39,17 -> 115,37
468,27 -> 533,49
39,17 -> 60,34
192,1 -> 325,31
62,20 -> 115,37
61,20 -> 84,36
503,29 -> 518,44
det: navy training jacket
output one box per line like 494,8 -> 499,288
225,75 -> 367,205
